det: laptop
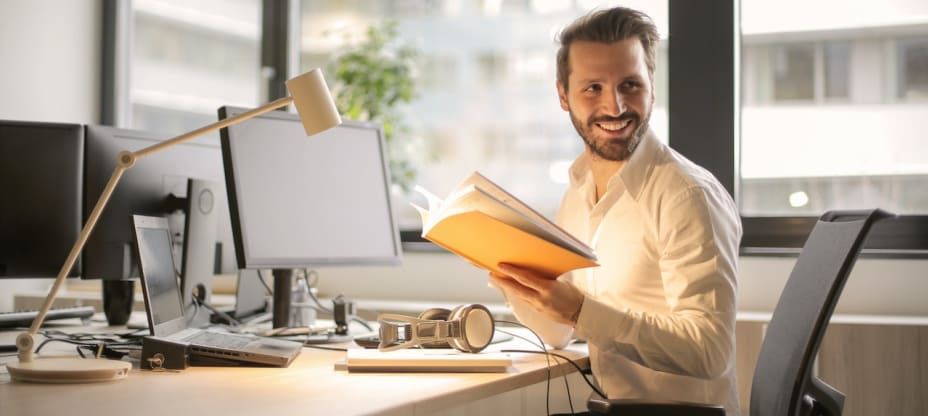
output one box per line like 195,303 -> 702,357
131,214 -> 302,367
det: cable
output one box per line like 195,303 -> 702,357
303,344 -> 348,352
496,320 -> 612,414
502,348 -> 605,400
193,296 -> 240,326
351,317 -> 373,331
496,320 -> 556,415
33,336 -> 139,360
495,325 -> 605,400
256,269 -> 273,295
497,324 -> 578,410
303,269 -> 333,313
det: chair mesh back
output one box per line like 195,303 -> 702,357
749,209 -> 890,416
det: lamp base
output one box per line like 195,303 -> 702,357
7,357 -> 131,383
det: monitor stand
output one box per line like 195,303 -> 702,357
270,269 -> 355,343
271,268 -> 293,329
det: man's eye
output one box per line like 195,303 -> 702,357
585,84 -> 602,93
622,82 -> 641,91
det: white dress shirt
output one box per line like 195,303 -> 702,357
507,130 -> 742,415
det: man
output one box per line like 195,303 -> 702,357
489,6 -> 742,415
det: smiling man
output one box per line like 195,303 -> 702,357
489,7 -> 743,415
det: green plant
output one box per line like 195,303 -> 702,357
327,21 -> 421,192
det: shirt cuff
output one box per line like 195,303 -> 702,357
574,296 -> 635,345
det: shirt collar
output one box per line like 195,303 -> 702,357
567,129 -> 660,201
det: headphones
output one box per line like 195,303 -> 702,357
377,304 -> 495,353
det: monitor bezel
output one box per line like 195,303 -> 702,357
0,120 -> 84,279
82,124 -> 238,280
131,214 -> 188,337
218,106 -> 403,270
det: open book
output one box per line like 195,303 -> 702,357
412,172 -> 598,278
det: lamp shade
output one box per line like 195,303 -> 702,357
286,68 -> 342,136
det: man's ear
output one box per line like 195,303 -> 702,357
557,82 -> 569,111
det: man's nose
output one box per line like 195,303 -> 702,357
601,90 -> 626,116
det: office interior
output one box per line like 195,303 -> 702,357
1,1 -> 926,414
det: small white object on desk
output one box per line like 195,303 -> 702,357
340,348 -> 513,373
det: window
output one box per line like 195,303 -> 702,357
106,0 -> 262,136
741,0 -> 928,216
773,44 -> 815,101
898,37 -> 928,101
824,41 -> 850,99
102,1 -> 927,252
298,0 -> 669,230
739,0 -> 928,251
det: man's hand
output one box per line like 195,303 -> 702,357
489,263 -> 585,326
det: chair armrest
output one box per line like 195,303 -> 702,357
587,397 -> 725,416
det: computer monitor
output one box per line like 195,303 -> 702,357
218,106 -> 402,329
0,120 -> 83,279
83,125 -> 242,324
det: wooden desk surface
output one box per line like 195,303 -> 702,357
0,320 -> 589,416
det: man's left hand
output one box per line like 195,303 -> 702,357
489,263 -> 585,327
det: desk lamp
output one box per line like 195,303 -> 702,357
7,69 -> 342,383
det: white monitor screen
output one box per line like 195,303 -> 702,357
219,107 -> 402,269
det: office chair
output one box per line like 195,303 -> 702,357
587,208 -> 893,416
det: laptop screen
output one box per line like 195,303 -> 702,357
133,216 -> 186,334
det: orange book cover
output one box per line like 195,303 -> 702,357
412,172 -> 598,278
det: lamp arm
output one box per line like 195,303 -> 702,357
16,95 -> 294,363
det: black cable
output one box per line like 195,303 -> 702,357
303,344 -> 348,352
186,297 -> 201,325
193,296 -> 240,326
496,326 -> 574,414
303,269 -> 333,313
495,320 -> 556,415
39,329 -> 145,346
351,317 -> 373,331
502,348 -> 606,400
256,269 -> 273,295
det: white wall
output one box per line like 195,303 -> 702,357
0,0 -> 101,311
1,0 -> 925,319
0,0 -> 101,123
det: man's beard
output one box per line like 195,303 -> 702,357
569,110 -> 650,162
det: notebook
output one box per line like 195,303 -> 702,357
132,215 -> 302,367
341,349 -> 513,373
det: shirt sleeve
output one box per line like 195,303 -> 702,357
501,288 -> 575,349
574,185 -> 741,379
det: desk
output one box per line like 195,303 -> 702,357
0,319 -> 591,415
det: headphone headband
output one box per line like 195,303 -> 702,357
377,304 -> 494,353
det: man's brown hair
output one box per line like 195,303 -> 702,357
556,7 -> 660,91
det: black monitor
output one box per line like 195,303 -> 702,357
83,125 -> 239,323
219,106 -> 402,329
0,120 -> 83,279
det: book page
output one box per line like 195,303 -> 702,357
422,183 -> 594,260
459,172 -> 594,258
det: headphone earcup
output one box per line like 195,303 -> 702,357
417,308 -> 452,348
447,304 -> 495,353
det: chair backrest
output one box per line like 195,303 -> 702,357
749,209 -> 893,416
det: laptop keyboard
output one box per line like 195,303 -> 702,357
183,331 -> 254,350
